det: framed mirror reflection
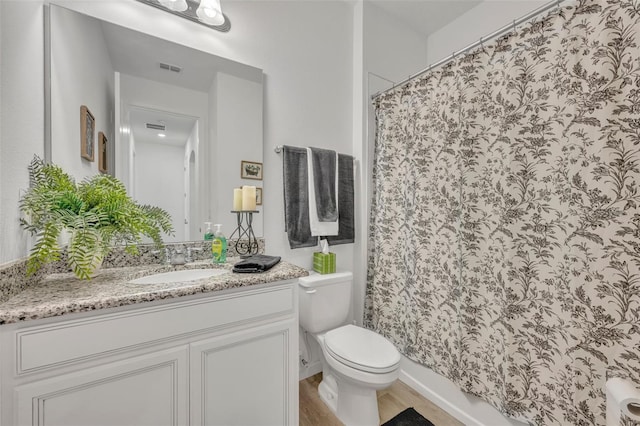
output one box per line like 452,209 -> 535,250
46,4 -> 264,242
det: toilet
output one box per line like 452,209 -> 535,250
298,271 -> 401,426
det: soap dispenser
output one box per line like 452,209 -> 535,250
204,222 -> 214,241
211,224 -> 227,263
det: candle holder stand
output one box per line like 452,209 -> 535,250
229,211 -> 259,258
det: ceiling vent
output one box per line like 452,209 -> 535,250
159,62 -> 182,73
146,123 -> 166,131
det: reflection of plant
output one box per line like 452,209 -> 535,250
19,156 -> 174,280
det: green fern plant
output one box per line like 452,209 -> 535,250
19,156 -> 174,280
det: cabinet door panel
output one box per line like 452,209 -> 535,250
16,284 -> 294,374
191,322 -> 293,426
15,347 -> 188,426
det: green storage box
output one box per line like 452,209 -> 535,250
313,252 -> 336,274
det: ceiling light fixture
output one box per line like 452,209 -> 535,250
136,0 -> 230,32
158,0 -> 187,12
196,0 -> 224,26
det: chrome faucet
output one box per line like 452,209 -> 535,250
165,247 -> 186,266
171,249 -> 186,266
186,247 -> 203,263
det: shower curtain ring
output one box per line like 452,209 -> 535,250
556,0 -> 561,10
479,36 -> 484,50
512,20 -> 517,32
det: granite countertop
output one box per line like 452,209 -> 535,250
0,260 -> 308,325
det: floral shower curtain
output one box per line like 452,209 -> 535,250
367,1 -> 640,424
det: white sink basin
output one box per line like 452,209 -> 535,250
129,269 -> 229,285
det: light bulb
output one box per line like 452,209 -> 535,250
196,0 -> 224,25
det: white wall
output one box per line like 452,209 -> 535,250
426,0 -> 548,65
135,141 -> 185,242
242,1 -> 354,269
215,71 -> 263,239
364,2 -> 429,94
50,5 -> 115,181
0,2 -> 4,264
351,0 -> 365,335
0,1 -> 45,264
207,73 -> 219,241
184,124 -> 198,240
118,74 -> 208,183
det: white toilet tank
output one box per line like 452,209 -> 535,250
298,272 -> 352,334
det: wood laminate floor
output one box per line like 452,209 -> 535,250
299,373 -> 464,426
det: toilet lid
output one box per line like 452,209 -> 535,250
324,325 -> 400,373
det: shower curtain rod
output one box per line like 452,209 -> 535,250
371,0 -> 567,99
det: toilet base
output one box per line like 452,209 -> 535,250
318,372 -> 381,426
318,374 -> 338,413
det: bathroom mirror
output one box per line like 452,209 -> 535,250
47,4 -> 264,242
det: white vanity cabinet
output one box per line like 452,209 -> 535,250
0,280 -> 299,426
14,346 -> 190,426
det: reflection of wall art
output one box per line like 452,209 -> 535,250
241,161 -> 263,180
256,187 -> 263,206
80,105 -> 95,161
98,132 -> 108,173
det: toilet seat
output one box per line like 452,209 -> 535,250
324,325 -> 400,374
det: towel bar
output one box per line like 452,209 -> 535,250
274,146 -> 357,168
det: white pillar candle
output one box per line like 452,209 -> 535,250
233,188 -> 243,211
242,186 -> 256,211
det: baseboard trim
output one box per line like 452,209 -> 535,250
398,366 -> 528,426
299,360 -> 322,380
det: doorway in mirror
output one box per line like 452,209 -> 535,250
126,106 -> 199,242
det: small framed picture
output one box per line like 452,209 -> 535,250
98,132 -> 108,173
256,187 -> 263,206
241,160 -> 263,180
80,105 -> 95,162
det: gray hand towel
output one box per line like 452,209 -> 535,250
233,255 -> 281,273
327,153 -> 355,245
283,146 -> 318,249
309,147 -> 338,222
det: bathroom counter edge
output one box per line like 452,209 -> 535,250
0,261 -> 308,325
